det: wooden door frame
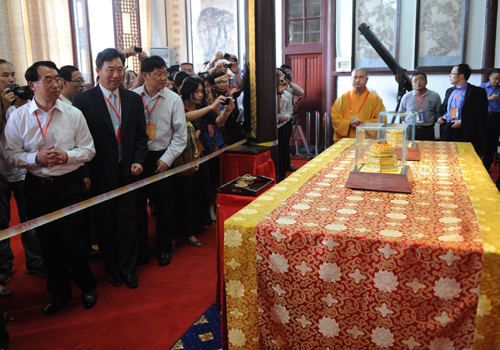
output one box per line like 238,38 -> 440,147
281,0 -> 336,141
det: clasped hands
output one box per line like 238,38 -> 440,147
35,146 -> 68,167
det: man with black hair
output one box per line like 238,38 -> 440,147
73,48 -> 149,289
400,72 -> 441,141
59,65 -> 85,104
180,62 -> 195,76
479,68 -> 500,171
133,56 -> 187,267
0,59 -> 46,286
438,63 -> 488,152
5,60 -> 97,315
280,64 -> 304,98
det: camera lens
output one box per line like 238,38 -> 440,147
224,53 -> 230,60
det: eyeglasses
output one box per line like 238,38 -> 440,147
69,79 -> 86,85
35,77 -> 62,85
148,72 -> 168,78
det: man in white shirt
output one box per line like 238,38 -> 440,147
133,56 -> 187,267
59,65 -> 85,104
5,61 -> 97,315
0,59 -> 46,285
277,69 -> 293,182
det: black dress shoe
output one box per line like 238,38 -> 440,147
0,268 -> 11,284
158,252 -> 171,267
26,264 -> 48,276
108,274 -> 123,287
188,238 -> 202,247
287,166 -> 298,172
43,299 -> 65,316
123,274 -> 138,289
82,290 -> 97,309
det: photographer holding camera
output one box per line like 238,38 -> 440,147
0,59 -> 46,286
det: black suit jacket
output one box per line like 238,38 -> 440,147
73,86 -> 148,194
439,83 -> 488,151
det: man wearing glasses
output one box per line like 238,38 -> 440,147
438,64 -> 488,152
4,61 -> 97,315
59,65 -> 85,104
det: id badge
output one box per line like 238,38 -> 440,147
115,126 -> 122,145
450,107 -> 458,119
417,111 -> 426,122
208,125 -> 215,137
146,123 -> 157,139
350,113 -> 359,122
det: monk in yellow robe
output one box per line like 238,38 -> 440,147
331,68 -> 385,142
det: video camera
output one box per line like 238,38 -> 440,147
5,84 -> 33,101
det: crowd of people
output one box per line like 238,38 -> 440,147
1,44 -> 499,348
0,46 -> 251,329
331,64 -> 499,189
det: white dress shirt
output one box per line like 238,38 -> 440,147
0,106 -> 26,182
59,93 -> 72,105
5,99 -> 95,177
277,90 -> 293,128
133,85 -> 187,166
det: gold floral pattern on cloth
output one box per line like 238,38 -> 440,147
256,141 -> 483,349
455,143 -> 500,350
224,139 -> 356,349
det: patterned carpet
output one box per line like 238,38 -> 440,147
170,303 -> 222,350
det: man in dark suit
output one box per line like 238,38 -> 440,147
73,48 -> 148,289
438,63 -> 488,152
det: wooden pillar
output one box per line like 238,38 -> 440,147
244,0 -> 279,176
482,0 -> 498,82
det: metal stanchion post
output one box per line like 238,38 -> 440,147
306,112 -> 311,155
315,111 -> 320,155
324,112 -> 329,150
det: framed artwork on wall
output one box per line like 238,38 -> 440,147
352,0 -> 401,69
415,0 -> 469,68
189,0 -> 239,72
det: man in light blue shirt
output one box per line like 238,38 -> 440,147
479,69 -> 500,171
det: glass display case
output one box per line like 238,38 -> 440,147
346,123 -> 414,193
377,112 -> 421,161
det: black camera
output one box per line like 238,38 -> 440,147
6,84 -> 33,101
223,53 -> 231,60
223,63 -> 232,69
133,46 -> 142,53
222,97 -> 232,106
198,71 -> 209,80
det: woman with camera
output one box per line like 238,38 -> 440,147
173,77 -> 234,247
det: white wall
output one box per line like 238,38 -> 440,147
275,0 -> 282,67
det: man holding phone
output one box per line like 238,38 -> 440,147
479,69 -> 500,171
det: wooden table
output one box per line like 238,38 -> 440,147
223,139 -> 500,350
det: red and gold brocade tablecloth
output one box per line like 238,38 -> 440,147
223,139 -> 500,350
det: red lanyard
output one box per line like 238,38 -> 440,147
452,84 -> 467,106
416,94 -> 426,109
35,109 -> 56,146
103,92 -> 121,122
349,90 -> 369,114
141,94 -> 160,121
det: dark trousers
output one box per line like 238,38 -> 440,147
173,175 -> 194,238
414,125 -> 436,141
481,112 -> 500,171
24,171 -> 96,300
440,122 -> 464,142
278,121 -> 292,182
92,169 -> 138,277
137,150 -> 174,258
0,180 -> 43,269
